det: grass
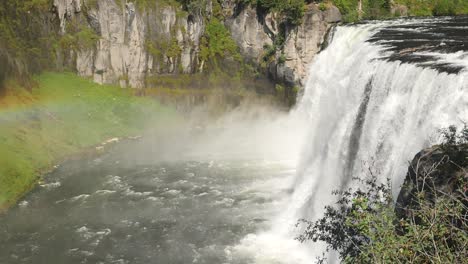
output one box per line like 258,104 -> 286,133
394,0 -> 468,16
0,72 -> 178,210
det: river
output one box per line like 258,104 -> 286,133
1,16 -> 467,264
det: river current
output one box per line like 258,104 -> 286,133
1,16 -> 467,264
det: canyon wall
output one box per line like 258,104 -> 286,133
51,0 -> 341,88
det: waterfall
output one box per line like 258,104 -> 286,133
289,17 -> 468,260
232,17 -> 467,263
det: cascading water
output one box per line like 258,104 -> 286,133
293,16 -> 467,226
1,16 -> 467,264
233,16 -> 468,263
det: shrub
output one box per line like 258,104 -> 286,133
199,17 -> 242,71
319,2 -> 328,11
278,53 -> 287,64
433,0 -> 457,16
439,124 -> 468,146
297,173 -> 467,263
242,0 -> 306,26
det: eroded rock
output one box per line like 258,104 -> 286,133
396,144 -> 468,220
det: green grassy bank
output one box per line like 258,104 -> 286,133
0,72 -> 177,210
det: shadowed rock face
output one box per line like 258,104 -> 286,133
367,16 -> 468,74
396,144 -> 468,220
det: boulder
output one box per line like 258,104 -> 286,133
396,144 -> 468,220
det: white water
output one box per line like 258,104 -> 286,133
3,19 -> 466,264
233,20 -> 468,263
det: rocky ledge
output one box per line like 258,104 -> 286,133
396,143 -> 468,221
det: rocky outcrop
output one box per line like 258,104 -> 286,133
55,0 -> 204,88
90,1 -> 149,88
53,0 -> 341,88
53,0 -> 83,33
396,144 -> 468,220
226,3 -> 341,86
277,4 -> 341,85
226,6 -> 274,63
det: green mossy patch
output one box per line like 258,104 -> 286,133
0,72 -> 177,210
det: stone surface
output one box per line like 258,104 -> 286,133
324,5 -> 342,23
54,0 -> 341,88
280,4 -> 332,85
227,3 -> 341,86
396,144 -> 468,220
55,0 -> 204,88
54,0 -> 82,33
226,6 -> 273,63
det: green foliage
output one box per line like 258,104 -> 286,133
332,0 -> 392,22
275,84 -> 285,95
297,165 -> 468,263
432,0 -> 457,16
0,0 -> 59,84
0,72 -> 177,209
319,2 -> 328,11
325,0 -> 468,21
199,17 -> 242,71
261,44 -> 277,67
364,0 -> 391,19
241,0 -> 306,26
440,124 -> 468,146
278,53 -> 287,64
134,0 -> 182,10
394,0 -> 468,16
59,25 -> 99,52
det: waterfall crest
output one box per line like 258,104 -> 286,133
293,17 -> 467,223
232,17 -> 467,264
288,17 -> 468,261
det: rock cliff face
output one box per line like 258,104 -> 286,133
277,4 -> 341,85
396,144 -> 468,220
227,4 -> 341,86
53,0 -> 205,88
52,0 -> 341,88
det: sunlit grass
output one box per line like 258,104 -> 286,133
0,72 -> 177,209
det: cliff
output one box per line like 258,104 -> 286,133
0,0 -> 342,91
52,0 -> 206,88
396,143 -> 468,221
226,3 -> 341,86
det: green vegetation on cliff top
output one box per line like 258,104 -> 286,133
240,0 -> 468,23
329,0 -> 468,21
0,72 -> 177,210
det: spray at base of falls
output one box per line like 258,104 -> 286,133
232,17 -> 468,263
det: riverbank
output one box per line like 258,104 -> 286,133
0,72 -> 178,211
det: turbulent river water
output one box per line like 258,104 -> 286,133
1,16 -> 467,264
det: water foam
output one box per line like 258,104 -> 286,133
236,18 -> 467,263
